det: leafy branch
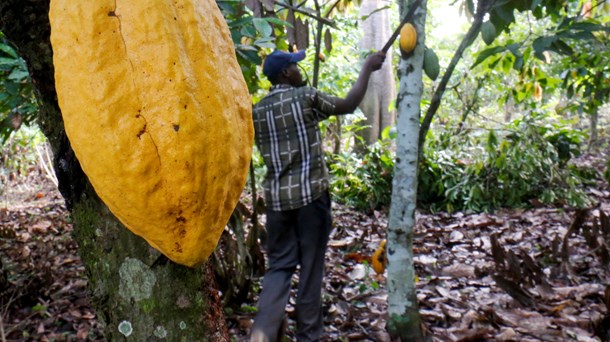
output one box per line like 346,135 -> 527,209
418,0 -> 495,149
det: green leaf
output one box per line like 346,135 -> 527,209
471,46 -> 507,69
487,130 -> 498,150
0,43 -> 17,58
262,17 -> 292,28
0,57 -> 19,68
529,0 -> 543,11
532,36 -> 555,60
558,29 -> 594,40
550,39 -> 573,55
513,54 -> 524,70
252,18 -> 273,38
240,25 -> 256,38
8,68 -> 29,81
32,304 -> 47,312
253,39 -> 276,49
236,49 -> 262,65
501,54 -> 513,73
481,21 -> 497,45
236,44 -> 258,52
493,4 -> 515,24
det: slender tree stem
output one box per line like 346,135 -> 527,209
274,0 -> 336,27
418,0 -> 494,150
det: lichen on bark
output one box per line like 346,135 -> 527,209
70,192 -> 219,340
119,258 -> 157,301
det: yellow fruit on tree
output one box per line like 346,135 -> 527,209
372,239 -> 387,274
534,82 -> 543,102
399,23 -> 417,54
49,0 -> 253,267
241,36 -> 254,45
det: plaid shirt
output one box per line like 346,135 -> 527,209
253,84 -> 338,211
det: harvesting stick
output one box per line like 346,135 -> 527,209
381,0 -> 422,54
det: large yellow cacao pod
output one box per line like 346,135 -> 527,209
399,23 -> 417,54
49,0 -> 253,267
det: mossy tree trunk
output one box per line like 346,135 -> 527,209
0,1 -> 228,340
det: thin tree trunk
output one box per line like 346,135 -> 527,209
417,0 -> 493,150
386,0 -> 425,340
0,1 -> 227,340
588,111 -> 598,151
357,0 -> 397,149
455,78 -> 483,135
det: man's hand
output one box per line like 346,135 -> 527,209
334,51 -> 387,115
364,51 -> 386,72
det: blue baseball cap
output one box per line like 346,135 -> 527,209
262,50 -> 306,79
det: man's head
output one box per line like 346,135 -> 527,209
263,50 -> 306,86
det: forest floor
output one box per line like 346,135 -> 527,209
1,151 -> 610,341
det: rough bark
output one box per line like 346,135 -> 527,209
357,0 -> 396,148
0,1 -> 227,340
386,0 -> 425,340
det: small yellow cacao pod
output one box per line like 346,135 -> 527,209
534,82 -> 543,102
399,23 -> 417,54
50,0 -> 253,267
371,239 -> 387,275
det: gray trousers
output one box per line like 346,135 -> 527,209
251,191 -> 332,342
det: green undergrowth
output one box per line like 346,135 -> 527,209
327,112 -> 597,214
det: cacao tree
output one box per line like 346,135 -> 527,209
419,0 -> 610,150
0,1 -> 228,340
386,0 -> 425,339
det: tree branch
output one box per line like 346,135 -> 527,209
418,0 -> 495,150
274,0 -> 336,27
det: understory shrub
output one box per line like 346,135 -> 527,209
419,112 -> 593,212
309,112 -> 593,214
328,126 -> 395,212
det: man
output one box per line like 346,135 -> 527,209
251,49 -> 386,342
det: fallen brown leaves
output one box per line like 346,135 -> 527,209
3,154 -> 610,341
1,173 -> 103,341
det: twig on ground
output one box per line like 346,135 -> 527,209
35,143 -> 58,187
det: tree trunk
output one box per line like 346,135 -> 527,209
385,0 -> 425,340
0,1 -> 228,340
588,110 -> 598,151
357,0 -> 396,148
